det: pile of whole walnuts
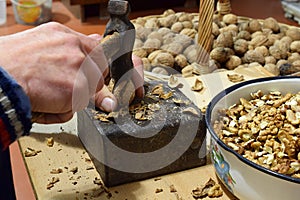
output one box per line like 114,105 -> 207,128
132,9 -> 300,76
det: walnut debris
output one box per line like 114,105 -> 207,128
168,75 -> 182,88
50,168 -> 63,174
24,147 -> 41,157
46,137 -> 54,147
182,107 -> 200,117
227,73 -> 244,83
151,84 -> 173,99
47,177 -> 60,190
155,188 -> 163,193
214,90 -> 300,178
70,167 -> 78,174
192,178 -> 223,199
191,78 -> 204,92
170,184 -> 177,193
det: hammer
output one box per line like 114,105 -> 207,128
102,0 -> 137,109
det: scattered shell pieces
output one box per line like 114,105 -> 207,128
227,73 -> 245,82
46,177 -> 60,190
46,137 -> 54,147
182,107 -> 200,117
24,147 -> 41,157
192,178 -> 223,199
191,78 -> 204,92
168,75 -> 182,88
155,188 -> 163,193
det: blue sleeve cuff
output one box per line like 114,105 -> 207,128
0,67 -> 32,142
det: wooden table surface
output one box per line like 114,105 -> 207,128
2,0 -> 297,199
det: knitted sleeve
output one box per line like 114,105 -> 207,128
0,67 -> 32,151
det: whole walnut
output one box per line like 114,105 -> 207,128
249,34 -> 268,49
159,14 -> 178,28
183,44 -> 198,63
180,28 -> 197,38
212,22 -> 220,37
264,63 -> 280,76
210,47 -> 234,64
248,19 -> 262,33
243,49 -> 265,64
151,52 -> 175,67
175,54 -> 188,68
171,22 -> 184,33
255,46 -> 269,57
142,58 -> 152,71
182,21 -> 193,29
134,39 -> 144,49
290,41 -> 300,53
147,32 -> 163,42
173,34 -> 193,49
234,39 -> 248,55
265,56 -> 276,64
161,43 -> 183,55
157,27 -> 172,36
148,50 -> 164,63
144,18 -> 159,29
135,26 -> 151,41
219,24 -> 238,37
222,13 -> 238,24
288,52 -> 300,63
286,28 -> 300,41
226,55 -> 242,70
214,32 -> 234,48
262,17 -> 280,33
143,38 -> 162,53
235,30 -> 251,41
133,48 -> 148,58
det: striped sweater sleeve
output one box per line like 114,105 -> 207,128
0,67 -> 32,151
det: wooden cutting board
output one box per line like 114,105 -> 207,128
17,66 -> 273,200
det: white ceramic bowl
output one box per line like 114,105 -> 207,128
206,76 -> 300,200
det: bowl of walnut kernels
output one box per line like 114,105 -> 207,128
205,76 -> 300,200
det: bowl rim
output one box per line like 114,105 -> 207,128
206,76 -> 300,184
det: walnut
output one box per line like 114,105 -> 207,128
173,34 -> 193,48
243,49 -> 265,64
143,38 -> 161,53
222,13 -> 238,24
133,48 -> 148,58
183,44 -> 198,63
148,50 -> 163,63
134,38 -> 143,49
134,17 -> 146,26
176,12 -> 192,22
249,34 -> 268,49
235,30 -> 251,41
286,28 -> 300,41
151,52 -> 174,67
264,63 -> 280,76
171,22 -> 184,33
159,14 -> 178,28
210,47 -> 234,64
234,39 -> 248,55
226,55 -> 242,70
180,28 -> 197,38
262,17 -> 280,33
212,22 -> 220,37
248,19 -> 262,33
265,56 -> 276,64
214,32 -> 234,48
288,53 -> 300,63
290,41 -> 300,53
135,26 -> 151,41
142,58 -> 151,71
255,46 -> 269,57
182,20 -> 193,29
162,9 -> 175,17
174,54 -> 188,68
157,27 -> 171,36
161,43 -> 183,55
144,18 -> 159,29
147,31 -> 163,42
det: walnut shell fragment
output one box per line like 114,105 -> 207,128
191,78 -> 204,92
46,137 -> 54,147
192,178 -> 223,199
227,73 -> 244,83
24,147 -> 41,157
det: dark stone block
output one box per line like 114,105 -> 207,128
78,80 -> 206,187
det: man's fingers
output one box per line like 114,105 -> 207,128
92,85 -> 117,112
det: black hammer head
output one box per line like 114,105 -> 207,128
107,0 -> 130,16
